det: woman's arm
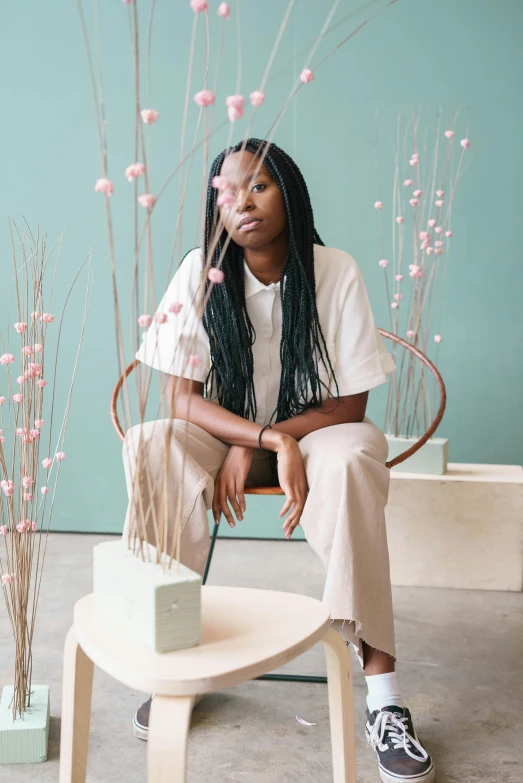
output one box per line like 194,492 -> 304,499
165,375 -> 288,452
166,374 -> 367,447
272,392 -> 368,441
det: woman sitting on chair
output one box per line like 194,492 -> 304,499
123,138 -> 434,783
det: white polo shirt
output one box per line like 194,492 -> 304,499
136,245 -> 395,427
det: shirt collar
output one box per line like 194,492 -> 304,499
243,245 -> 323,299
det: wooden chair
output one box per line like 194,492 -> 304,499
111,328 -> 446,684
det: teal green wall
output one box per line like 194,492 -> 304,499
1,1 -> 521,534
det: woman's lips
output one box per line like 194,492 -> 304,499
238,218 -> 262,231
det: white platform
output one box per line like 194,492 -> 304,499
386,463 -> 523,591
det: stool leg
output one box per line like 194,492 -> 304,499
59,626 -> 94,783
148,695 -> 194,783
322,627 -> 356,783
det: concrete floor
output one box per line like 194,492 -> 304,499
0,534 -> 522,783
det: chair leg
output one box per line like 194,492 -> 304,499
59,626 -> 95,783
148,695 -> 194,783
202,516 -> 220,585
322,627 -> 356,783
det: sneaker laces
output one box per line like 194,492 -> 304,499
368,710 -> 429,762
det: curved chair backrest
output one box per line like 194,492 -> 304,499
111,328 -> 446,494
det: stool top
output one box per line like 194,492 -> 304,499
74,586 -> 330,696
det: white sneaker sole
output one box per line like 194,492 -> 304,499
377,763 -> 435,783
133,694 -> 205,741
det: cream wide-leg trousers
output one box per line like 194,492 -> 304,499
122,417 -> 396,661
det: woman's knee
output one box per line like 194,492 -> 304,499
304,421 -> 388,467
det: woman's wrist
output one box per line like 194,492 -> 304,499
259,427 -> 294,453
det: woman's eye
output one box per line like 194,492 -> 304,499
252,183 -> 266,193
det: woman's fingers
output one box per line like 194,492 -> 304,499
279,495 -> 294,518
236,483 -> 246,515
228,481 -> 243,521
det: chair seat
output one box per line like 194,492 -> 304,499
73,587 -> 330,697
245,485 -> 284,495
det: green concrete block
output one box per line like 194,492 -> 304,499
0,685 -> 50,764
93,539 -> 202,653
386,435 -> 449,475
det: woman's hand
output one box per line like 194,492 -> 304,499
275,437 -> 309,539
212,445 -> 254,527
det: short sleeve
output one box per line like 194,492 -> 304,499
135,248 -> 211,383
329,261 -> 395,396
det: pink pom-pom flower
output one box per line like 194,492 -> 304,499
137,194 -> 157,209
190,0 -> 208,11
435,199 -> 444,208
1,574 -> 16,585
34,344 -> 43,353
445,230 -> 453,238
445,130 -> 455,139
413,189 -> 422,197
0,353 -> 15,365
187,355 -> 201,368
0,526 -> 7,535
435,226 -> 443,235
226,95 -> 244,122
208,268 -> 225,284
154,312 -> 167,324
460,139 -> 470,150
41,486 -> 49,495
436,189 -> 444,198
374,201 -> 383,210
140,109 -> 159,125
31,311 -> 40,321
56,451 -> 66,461
95,178 -> 114,196
125,163 -> 145,182
41,313 -> 55,323
391,302 -> 399,309
428,219 -> 436,228
250,90 -> 265,107
434,334 -> 442,343
395,274 -> 403,282
24,493 -> 33,502
217,2 -> 230,19
23,346 -> 34,355
138,314 -> 152,328
394,293 -> 403,301
434,240 -> 444,248
409,199 -> 419,207
14,322 -> 27,334
194,89 -> 215,107
0,397 -> 5,405
217,191 -> 235,208
300,69 -> 314,84
426,247 -> 434,256
22,476 -> 33,489
42,458 -> 53,469
396,216 -> 404,224
35,419 -> 44,428
419,231 -> 429,240
212,176 -> 229,190
168,302 -> 183,315
378,259 -> 388,268
407,329 -> 416,338
13,394 -> 23,403
37,379 -> 48,388
403,179 -> 413,187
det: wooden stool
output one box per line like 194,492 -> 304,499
59,586 -> 356,783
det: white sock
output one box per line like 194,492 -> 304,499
365,672 -> 404,714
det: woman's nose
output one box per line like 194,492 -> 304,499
236,188 -> 253,213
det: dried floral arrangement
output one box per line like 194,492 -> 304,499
0,224 -> 90,719
374,114 -> 470,438
79,0 -> 399,565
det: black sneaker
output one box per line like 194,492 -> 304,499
365,705 -> 435,783
132,693 -> 205,741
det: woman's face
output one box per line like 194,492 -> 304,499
217,151 -> 287,251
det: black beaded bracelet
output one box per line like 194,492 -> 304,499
258,424 -> 273,450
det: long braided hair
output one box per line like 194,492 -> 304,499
202,138 -> 340,440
